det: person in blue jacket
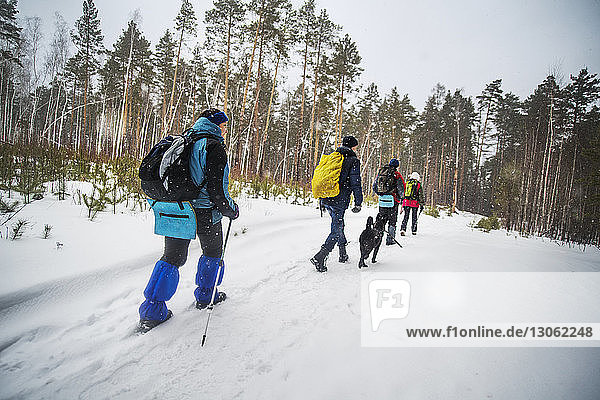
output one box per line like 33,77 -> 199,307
310,135 -> 363,272
138,108 -> 239,333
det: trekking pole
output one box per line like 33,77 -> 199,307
392,237 -> 403,248
202,217 -> 233,347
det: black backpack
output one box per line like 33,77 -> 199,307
374,165 -> 397,195
139,130 -> 208,202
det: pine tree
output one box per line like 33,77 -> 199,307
330,33 -> 362,145
307,9 -> 338,172
295,0 -> 317,174
68,0 -> 103,154
257,5 -> 297,175
0,0 -> 21,63
205,0 -> 245,121
101,20 -> 152,157
165,0 -> 197,134
0,0 -> 21,142
154,30 -> 176,132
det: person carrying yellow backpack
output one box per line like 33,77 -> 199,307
310,136 -> 363,272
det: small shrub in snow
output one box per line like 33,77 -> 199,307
0,198 -> 19,214
42,224 -> 53,239
10,219 -> 30,240
475,216 -> 501,232
228,181 -> 242,199
106,183 -> 125,214
83,191 -> 108,220
424,205 -> 440,218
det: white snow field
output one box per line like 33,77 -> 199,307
1,188 -> 599,400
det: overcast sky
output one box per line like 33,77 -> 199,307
18,0 -> 600,109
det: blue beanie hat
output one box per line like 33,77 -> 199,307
201,108 -> 229,126
389,158 -> 399,168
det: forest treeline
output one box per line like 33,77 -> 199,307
1,0 -> 599,246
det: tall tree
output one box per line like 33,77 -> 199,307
165,0 -> 197,133
100,20 -> 152,157
257,5 -> 296,175
330,33 -> 362,145
0,0 -> 21,63
307,9 -> 338,172
68,0 -> 103,153
295,0 -> 317,173
154,30 -> 176,132
205,0 -> 245,123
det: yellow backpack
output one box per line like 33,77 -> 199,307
311,151 -> 344,198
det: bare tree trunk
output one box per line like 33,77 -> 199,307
82,76 -> 88,153
308,33 -> 323,173
165,28 -> 185,134
451,104 -> 460,213
249,26 -> 266,174
540,92 -> 555,231
297,22 -> 310,178
235,12 -> 262,170
548,140 -> 563,232
256,53 -> 280,175
476,103 -> 491,210
517,124 -> 530,232
282,92 -> 292,184
336,75 -> 346,146
424,136 -> 431,206
223,11 -> 233,122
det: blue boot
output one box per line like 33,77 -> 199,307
194,255 -> 226,309
138,260 -> 179,332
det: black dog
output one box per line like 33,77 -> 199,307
358,215 -> 386,269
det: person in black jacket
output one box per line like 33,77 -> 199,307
138,108 -> 239,333
311,136 -> 363,272
373,158 -> 405,245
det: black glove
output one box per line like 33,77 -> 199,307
223,203 -> 239,220
351,205 -> 361,213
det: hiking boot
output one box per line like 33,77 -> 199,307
196,292 -> 227,310
412,231 -> 417,235
386,236 -> 394,246
311,247 -> 329,272
338,245 -> 349,263
136,310 -> 173,334
400,230 -> 406,236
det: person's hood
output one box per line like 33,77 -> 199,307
190,117 -> 224,142
409,172 -> 421,181
336,146 -> 357,157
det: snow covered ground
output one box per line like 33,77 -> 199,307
1,186 -> 599,399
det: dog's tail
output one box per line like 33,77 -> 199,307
366,216 -> 373,229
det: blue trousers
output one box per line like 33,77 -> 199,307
139,209 -> 225,321
323,206 -> 347,252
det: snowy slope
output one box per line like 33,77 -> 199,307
1,190 -> 599,399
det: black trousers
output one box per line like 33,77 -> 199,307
161,208 -> 223,267
401,206 -> 419,233
377,203 -> 399,229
